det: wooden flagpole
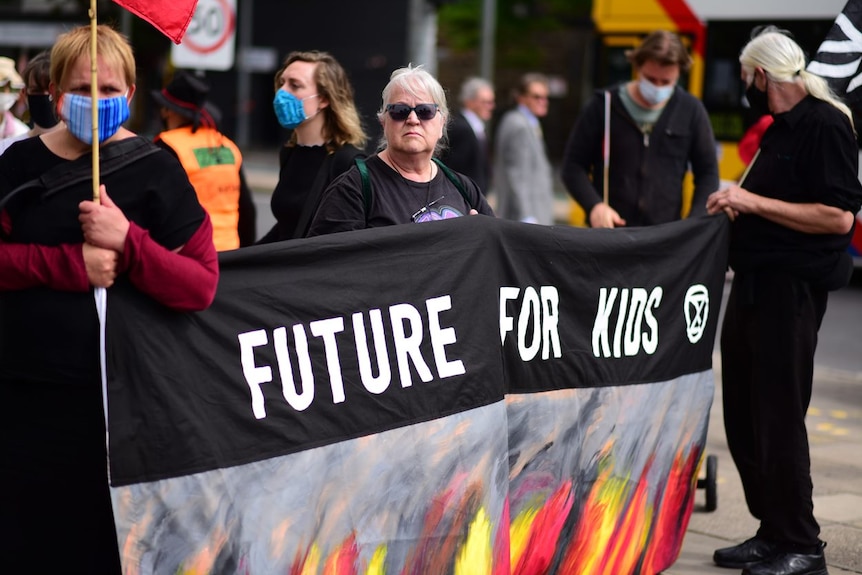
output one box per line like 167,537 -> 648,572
89,0 -> 100,202
738,148 -> 760,187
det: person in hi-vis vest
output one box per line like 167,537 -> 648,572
153,72 -> 255,250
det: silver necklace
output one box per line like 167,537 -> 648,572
386,153 -> 434,182
385,154 -> 440,222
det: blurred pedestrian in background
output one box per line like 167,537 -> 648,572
442,76 -> 495,193
0,51 -> 60,155
153,71 -> 255,250
492,72 -> 555,225
0,56 -> 28,141
0,25 -> 218,573
562,30 -> 718,228
707,26 -> 862,575
258,50 -> 367,242
306,64 -> 493,236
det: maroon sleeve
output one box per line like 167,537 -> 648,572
119,214 -> 219,312
0,233 -> 90,292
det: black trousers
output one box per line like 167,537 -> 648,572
1,379 -> 122,574
720,271 -> 827,549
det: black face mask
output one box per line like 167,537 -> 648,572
27,94 -> 58,129
745,81 -> 770,117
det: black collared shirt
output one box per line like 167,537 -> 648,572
730,96 -> 862,288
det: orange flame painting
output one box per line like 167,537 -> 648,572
115,374 -> 712,574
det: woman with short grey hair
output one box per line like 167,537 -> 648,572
376,64 -> 450,155
306,64 -> 494,236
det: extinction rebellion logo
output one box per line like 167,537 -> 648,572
683,284 -> 709,344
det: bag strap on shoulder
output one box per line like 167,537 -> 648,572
0,137 -> 160,214
355,156 -> 373,217
43,137 -> 160,199
432,157 -> 475,208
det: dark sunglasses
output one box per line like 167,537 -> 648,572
386,103 -> 439,121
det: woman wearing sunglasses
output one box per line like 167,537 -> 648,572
258,50 -> 368,242
306,65 -> 494,236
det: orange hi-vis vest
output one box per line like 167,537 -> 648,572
157,126 -> 243,251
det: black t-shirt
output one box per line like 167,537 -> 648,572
269,144 -> 329,240
263,144 -> 366,242
306,154 -> 494,236
730,96 -> 862,288
0,135 -> 205,385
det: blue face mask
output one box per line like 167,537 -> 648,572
273,89 -> 318,129
638,78 -> 674,106
60,92 -> 130,144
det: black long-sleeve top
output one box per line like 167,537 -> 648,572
561,84 -> 719,226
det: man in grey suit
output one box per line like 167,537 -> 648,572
492,73 -> 555,225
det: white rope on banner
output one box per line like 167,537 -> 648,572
94,285 -> 110,479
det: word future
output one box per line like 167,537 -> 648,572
238,295 -> 465,419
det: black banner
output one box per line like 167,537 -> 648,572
106,214 -> 727,487
106,214 -> 728,574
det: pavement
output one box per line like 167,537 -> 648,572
244,148 -> 280,192
243,149 -> 862,575
665,358 -> 862,575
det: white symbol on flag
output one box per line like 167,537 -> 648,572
684,284 -> 709,344
808,11 -> 862,94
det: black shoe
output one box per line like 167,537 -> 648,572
713,536 -> 780,568
742,543 -> 828,575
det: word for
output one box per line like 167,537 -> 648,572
499,286 -> 562,361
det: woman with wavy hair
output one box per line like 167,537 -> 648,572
259,50 -> 368,242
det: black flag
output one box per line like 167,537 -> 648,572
808,0 -> 862,123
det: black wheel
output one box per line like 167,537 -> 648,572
704,454 -> 718,512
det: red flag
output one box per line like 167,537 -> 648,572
112,0 -> 198,44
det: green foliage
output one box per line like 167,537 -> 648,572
439,0 -> 591,68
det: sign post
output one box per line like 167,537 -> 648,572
171,0 -> 236,71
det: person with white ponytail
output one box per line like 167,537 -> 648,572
707,26 -> 862,575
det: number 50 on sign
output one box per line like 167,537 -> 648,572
171,0 -> 236,71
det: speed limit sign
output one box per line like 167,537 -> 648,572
171,0 -> 236,71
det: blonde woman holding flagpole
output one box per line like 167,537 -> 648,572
0,24 -> 217,571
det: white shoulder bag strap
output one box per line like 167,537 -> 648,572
603,90 -> 611,205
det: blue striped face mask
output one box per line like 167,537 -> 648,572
60,92 -> 130,144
